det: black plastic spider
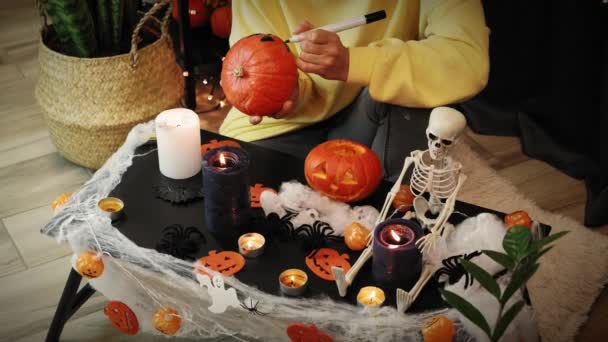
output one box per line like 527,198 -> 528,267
293,220 -> 342,255
435,250 -> 482,289
240,297 -> 268,316
155,224 -> 206,260
255,210 -> 299,242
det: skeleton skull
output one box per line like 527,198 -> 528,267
426,107 -> 467,160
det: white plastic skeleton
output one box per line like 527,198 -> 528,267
332,107 -> 468,312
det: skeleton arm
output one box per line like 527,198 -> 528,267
416,172 -> 467,253
377,155 -> 416,226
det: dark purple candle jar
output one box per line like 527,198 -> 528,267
202,146 -> 251,239
372,218 -> 423,290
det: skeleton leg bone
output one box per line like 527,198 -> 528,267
396,263 -> 436,313
332,246 -> 373,297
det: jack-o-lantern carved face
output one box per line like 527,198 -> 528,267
287,323 -> 334,342
75,251 -> 104,278
104,301 -> 139,335
194,250 -> 245,276
153,307 -> 181,336
504,210 -> 533,230
201,139 -> 241,156
304,140 -> 382,202
250,183 -> 275,208
305,248 -> 351,281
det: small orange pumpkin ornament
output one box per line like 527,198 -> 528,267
504,210 -> 533,230
421,315 -> 455,342
171,0 -> 209,28
75,251 -> 104,278
304,140 -> 383,203
51,193 -> 72,210
104,301 -> 139,335
221,33 -> 297,116
153,307 -> 181,336
250,183 -> 276,208
343,223 -> 370,251
305,248 -> 351,281
194,250 -> 245,276
201,139 -> 241,155
392,184 -> 415,211
211,6 -> 231,39
287,323 -> 334,342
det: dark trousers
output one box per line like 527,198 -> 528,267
252,88 -> 430,181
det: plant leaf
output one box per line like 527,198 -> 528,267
461,259 -> 502,300
483,250 -> 515,270
440,289 -> 492,338
526,246 -> 554,266
492,300 -> 525,341
503,226 -> 531,260
528,231 -> 569,254
501,263 -> 540,305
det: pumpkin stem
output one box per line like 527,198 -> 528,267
233,66 -> 244,78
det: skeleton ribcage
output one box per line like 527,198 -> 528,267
410,159 -> 459,199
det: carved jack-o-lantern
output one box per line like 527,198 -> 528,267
250,183 -> 275,208
343,222 -> 370,251
75,251 -> 104,278
153,307 -> 181,336
304,140 -> 382,202
421,315 -> 455,342
287,323 -> 334,342
504,210 -> 533,230
305,248 -> 351,281
201,139 -> 241,156
194,250 -> 245,276
104,301 -> 139,335
392,184 -> 415,211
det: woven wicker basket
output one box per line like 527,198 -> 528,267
35,0 -> 183,169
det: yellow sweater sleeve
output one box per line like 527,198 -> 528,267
347,0 -> 490,107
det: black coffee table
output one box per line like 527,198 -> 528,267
45,130 -> 544,341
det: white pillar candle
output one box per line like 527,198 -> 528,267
155,108 -> 202,179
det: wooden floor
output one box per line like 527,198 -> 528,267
0,1 -> 605,341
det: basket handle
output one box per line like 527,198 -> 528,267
130,0 -> 172,68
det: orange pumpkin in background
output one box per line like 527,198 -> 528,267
221,33 -> 297,116
304,140 -> 383,202
104,301 -> 139,335
194,250 -> 245,276
171,0 -> 209,28
392,184 -> 415,211
211,6 -> 231,38
153,307 -> 181,336
504,210 -> 533,230
421,315 -> 455,342
305,248 -> 351,281
75,251 -> 104,278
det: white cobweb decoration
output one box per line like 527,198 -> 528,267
42,121 -> 456,341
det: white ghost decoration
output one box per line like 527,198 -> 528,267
197,274 -> 242,314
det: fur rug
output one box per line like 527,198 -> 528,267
452,143 -> 608,342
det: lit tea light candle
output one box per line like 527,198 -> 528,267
279,269 -> 308,296
357,286 -> 385,308
238,233 -> 265,258
372,219 -> 423,290
202,146 -> 251,238
97,197 -> 124,221
155,108 -> 202,179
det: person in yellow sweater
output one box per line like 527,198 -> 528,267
219,0 -> 489,180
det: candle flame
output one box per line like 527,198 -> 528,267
219,153 -> 226,166
290,275 -> 295,286
246,241 -> 254,250
390,229 -> 401,242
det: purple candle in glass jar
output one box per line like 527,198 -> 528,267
372,218 -> 423,290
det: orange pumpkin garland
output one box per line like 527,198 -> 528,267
75,251 -> 104,278
153,307 -> 181,336
305,248 -> 351,281
211,6 -> 231,39
104,301 -> 139,335
194,250 -> 245,276
421,315 -> 455,342
304,140 -> 383,202
221,33 -> 298,116
504,210 -> 533,230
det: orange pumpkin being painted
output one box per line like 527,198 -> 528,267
304,140 -> 383,202
221,33 -> 297,116
211,6 -> 231,39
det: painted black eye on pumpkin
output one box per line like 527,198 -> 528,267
261,35 -> 275,42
